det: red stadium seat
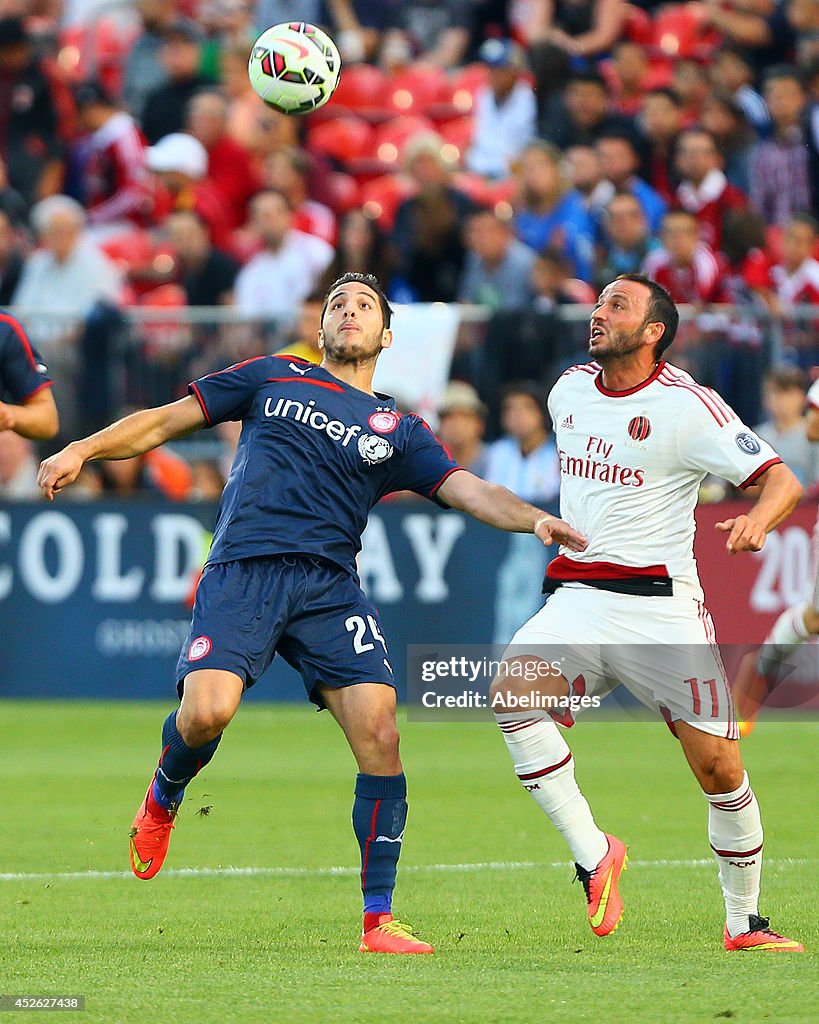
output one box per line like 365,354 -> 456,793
386,64 -> 451,115
437,116 -> 474,165
307,116 -> 375,165
651,3 -> 722,60
370,115 -> 436,168
330,63 -> 391,121
359,174 -> 417,230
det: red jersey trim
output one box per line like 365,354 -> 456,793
547,555 -> 669,581
203,356 -> 267,380
738,457 -> 782,490
190,382 -> 211,425
658,367 -> 735,426
429,465 -> 466,497
271,353 -> 313,364
0,312 -> 38,370
21,380 -> 54,401
265,376 -> 344,393
594,361 -> 665,397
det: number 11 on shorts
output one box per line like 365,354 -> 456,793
686,677 -> 719,717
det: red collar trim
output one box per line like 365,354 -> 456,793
594,361 -> 665,397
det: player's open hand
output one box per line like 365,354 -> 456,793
37,446 -> 85,500
715,514 -> 766,554
535,514 -> 588,552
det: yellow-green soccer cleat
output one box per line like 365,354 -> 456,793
574,833 -> 628,936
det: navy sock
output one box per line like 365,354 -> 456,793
353,773 -> 407,915
152,710 -> 222,808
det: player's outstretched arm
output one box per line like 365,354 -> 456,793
0,389 -> 59,440
37,396 -> 206,500
715,463 -> 802,554
437,470 -> 588,551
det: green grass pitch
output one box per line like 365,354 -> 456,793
1,701 -> 816,1024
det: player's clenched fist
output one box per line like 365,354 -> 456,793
37,446 -> 85,500
715,514 -> 767,554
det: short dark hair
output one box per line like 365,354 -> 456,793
763,365 -> 807,393
762,63 -> 804,90
499,380 -> 550,429
321,272 -> 394,329
789,212 -> 819,235
568,70 -> 607,90
614,273 -> 679,358
645,86 -> 682,107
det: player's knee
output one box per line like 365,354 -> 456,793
701,750 -> 744,794
368,717 -> 400,757
178,700 -> 235,743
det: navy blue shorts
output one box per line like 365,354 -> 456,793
176,555 -> 395,707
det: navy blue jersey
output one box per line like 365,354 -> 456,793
0,311 -> 52,405
189,355 -> 462,574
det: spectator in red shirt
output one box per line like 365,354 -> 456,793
637,88 -> 684,206
264,146 -> 337,246
674,127 -> 749,250
607,40 -> 652,118
715,208 -> 775,307
146,132 -> 233,251
672,58 -> 712,128
641,209 -> 721,304
771,212 -> 819,304
74,81 -> 154,239
185,89 -> 262,232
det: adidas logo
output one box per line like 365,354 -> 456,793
561,415 -> 574,430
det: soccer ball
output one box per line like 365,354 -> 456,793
248,22 -> 341,115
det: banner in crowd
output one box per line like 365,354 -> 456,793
0,500 -> 815,700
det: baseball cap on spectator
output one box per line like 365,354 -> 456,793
477,38 -> 526,70
163,18 -> 205,44
147,133 -> 208,178
438,381 -> 488,418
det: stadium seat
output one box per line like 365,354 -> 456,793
359,174 -> 417,230
651,3 -> 722,60
370,115 -> 436,168
330,63 -> 391,121
307,116 -> 375,166
325,171 -> 361,215
386,64 -> 451,115
437,116 -> 474,165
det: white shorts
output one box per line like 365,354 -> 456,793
505,585 -> 738,739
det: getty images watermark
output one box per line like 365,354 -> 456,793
406,643 -> 819,723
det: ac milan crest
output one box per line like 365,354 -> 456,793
627,415 -> 651,442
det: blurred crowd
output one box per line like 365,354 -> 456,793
1,0 -> 819,505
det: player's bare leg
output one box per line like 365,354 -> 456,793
491,658 -> 627,937
130,669 -> 243,880
319,682 -> 433,954
675,721 -> 803,951
735,602 -> 819,735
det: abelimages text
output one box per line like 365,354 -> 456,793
420,689 -> 601,710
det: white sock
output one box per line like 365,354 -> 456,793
496,712 -> 608,870
705,771 -> 763,937
765,602 -> 811,647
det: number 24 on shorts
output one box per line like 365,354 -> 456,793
346,615 -> 392,671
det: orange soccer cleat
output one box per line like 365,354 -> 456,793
129,780 -> 178,880
574,833 -> 628,936
359,914 -> 434,954
723,916 -> 804,952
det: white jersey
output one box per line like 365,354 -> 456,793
547,360 -> 781,600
